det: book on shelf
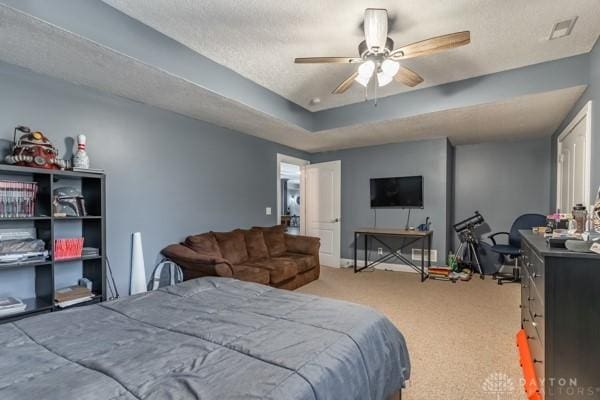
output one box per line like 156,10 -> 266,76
55,285 -> 92,303
82,247 -> 100,256
70,167 -> 104,174
55,296 -> 93,308
0,180 -> 38,218
0,251 -> 49,264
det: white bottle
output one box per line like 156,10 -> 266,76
72,134 -> 90,169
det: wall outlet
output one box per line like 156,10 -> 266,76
265,207 -> 272,215
377,248 -> 383,255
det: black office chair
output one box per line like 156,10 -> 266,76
476,241 -> 503,276
487,213 -> 547,285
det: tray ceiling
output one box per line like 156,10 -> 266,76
102,0 -> 600,111
0,2 -> 588,153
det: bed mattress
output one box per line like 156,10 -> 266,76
0,277 -> 410,399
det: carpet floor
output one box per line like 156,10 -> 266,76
297,266 -> 526,400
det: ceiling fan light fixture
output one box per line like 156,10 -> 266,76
357,60 -> 375,77
376,71 -> 393,87
355,73 -> 371,87
381,59 -> 400,76
364,8 -> 388,51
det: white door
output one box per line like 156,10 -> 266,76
303,161 -> 341,267
557,101 -> 592,211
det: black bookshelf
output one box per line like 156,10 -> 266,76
0,164 -> 106,323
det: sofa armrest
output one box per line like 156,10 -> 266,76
284,234 -> 320,256
161,244 -> 233,278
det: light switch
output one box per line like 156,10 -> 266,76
265,207 -> 272,215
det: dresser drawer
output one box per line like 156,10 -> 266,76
528,250 -> 545,299
523,312 -> 536,339
528,291 -> 545,342
528,331 -> 545,384
521,241 -> 533,275
520,279 -> 530,321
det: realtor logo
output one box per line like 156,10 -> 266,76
482,372 -> 515,399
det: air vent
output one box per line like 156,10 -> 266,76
412,249 -> 437,263
549,17 -> 578,40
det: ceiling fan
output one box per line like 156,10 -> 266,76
295,9 -> 470,95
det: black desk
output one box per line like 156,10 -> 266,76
353,228 -> 433,282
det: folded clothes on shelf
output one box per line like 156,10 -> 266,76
0,296 -> 27,316
0,237 -> 48,263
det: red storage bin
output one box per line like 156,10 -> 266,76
54,238 -> 84,260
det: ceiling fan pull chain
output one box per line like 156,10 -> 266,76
374,80 -> 378,107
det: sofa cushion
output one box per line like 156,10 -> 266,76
241,229 -> 269,261
248,258 -> 297,284
252,225 -> 287,257
212,230 -> 249,265
230,264 -> 270,285
184,232 -> 222,258
275,252 -> 317,274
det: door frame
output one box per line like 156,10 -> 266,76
556,100 -> 593,209
276,153 -> 310,235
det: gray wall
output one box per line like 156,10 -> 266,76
0,61 -> 308,298
551,39 -> 599,208
453,138 -> 551,249
311,138 -> 451,262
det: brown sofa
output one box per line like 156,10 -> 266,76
162,225 -> 320,290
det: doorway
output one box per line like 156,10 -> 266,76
277,154 -> 309,235
557,101 -> 593,210
276,155 -> 342,267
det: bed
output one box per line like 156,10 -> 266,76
0,277 -> 410,399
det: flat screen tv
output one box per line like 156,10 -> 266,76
370,176 -> 423,208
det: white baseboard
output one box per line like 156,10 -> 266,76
338,258 -> 418,274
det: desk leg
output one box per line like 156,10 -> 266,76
421,236 -> 425,282
364,234 -> 368,271
428,234 -> 432,268
354,232 -> 358,273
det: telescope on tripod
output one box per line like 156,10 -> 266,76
453,211 -> 485,279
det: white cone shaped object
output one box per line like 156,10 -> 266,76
130,232 -> 147,295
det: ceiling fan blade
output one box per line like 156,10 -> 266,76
394,66 -> 424,87
390,31 -> 470,60
332,72 -> 359,94
295,57 -> 363,64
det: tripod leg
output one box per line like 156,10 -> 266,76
456,242 -> 465,264
470,242 -> 484,279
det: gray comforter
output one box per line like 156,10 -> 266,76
0,277 -> 410,400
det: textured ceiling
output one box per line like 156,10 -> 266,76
309,86 -> 586,152
0,4 -> 587,153
102,0 -> 600,111
0,4 -> 309,149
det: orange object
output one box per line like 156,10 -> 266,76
516,329 -> 543,399
54,237 -> 84,260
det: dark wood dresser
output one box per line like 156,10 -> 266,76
519,231 -> 600,399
